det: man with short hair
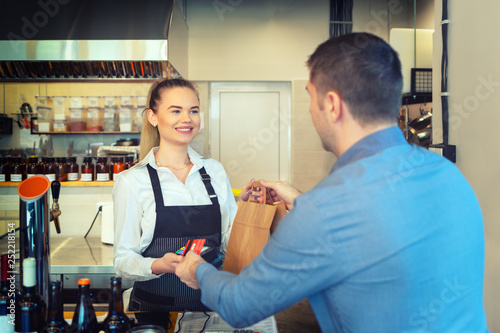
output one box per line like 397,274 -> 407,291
176,33 -> 489,332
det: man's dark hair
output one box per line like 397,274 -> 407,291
307,33 -> 403,125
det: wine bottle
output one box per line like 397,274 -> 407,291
42,280 -> 70,332
14,258 -> 47,333
102,277 -> 130,333
0,254 -> 15,333
70,278 -> 98,333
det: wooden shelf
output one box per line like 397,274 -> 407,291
0,180 -> 114,187
32,131 -> 140,135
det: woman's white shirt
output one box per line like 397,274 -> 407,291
113,146 -> 237,281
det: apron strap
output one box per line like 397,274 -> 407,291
199,166 -> 219,205
146,164 -> 164,211
147,164 -> 220,209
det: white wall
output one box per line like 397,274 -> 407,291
434,1 -> 500,331
187,0 -> 329,81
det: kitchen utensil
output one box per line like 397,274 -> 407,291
68,140 -> 74,157
38,137 -> 44,157
114,138 -> 139,146
42,139 -> 48,156
20,94 -> 32,129
48,136 -> 53,156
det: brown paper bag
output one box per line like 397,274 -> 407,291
223,182 -> 287,275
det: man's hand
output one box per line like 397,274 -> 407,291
175,251 -> 207,290
151,252 -> 182,275
259,179 -> 301,210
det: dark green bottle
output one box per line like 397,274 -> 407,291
102,277 -> 130,333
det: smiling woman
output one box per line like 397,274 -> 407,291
112,78 -> 238,312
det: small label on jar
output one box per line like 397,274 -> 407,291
96,173 -> 109,181
81,173 -> 93,182
11,174 -> 23,182
68,173 -> 79,181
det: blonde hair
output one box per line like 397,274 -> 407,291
138,78 -> 199,160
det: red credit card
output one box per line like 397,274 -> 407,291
182,238 -> 206,257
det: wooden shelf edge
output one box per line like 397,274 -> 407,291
0,180 -> 115,187
32,131 -> 140,135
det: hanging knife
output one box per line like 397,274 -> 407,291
68,140 -> 73,157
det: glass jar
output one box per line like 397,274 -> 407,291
26,157 -> 38,178
10,157 -> 26,182
81,157 -> 94,182
69,108 -> 87,132
0,157 -> 10,182
67,157 -> 79,181
55,157 -> 67,182
44,157 -> 56,182
103,107 -> 118,132
87,107 -> 103,132
96,157 -> 109,181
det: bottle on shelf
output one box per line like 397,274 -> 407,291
81,157 -> 94,182
14,258 -> 47,333
124,156 -> 135,170
113,157 -> 125,177
44,157 -> 56,182
70,278 -> 98,333
67,157 -> 79,181
10,157 -> 26,182
42,280 -> 69,333
109,158 -> 115,181
26,157 -> 38,178
102,277 -> 130,333
96,157 -> 109,182
1,254 -> 15,333
55,157 -> 67,182
0,157 -> 9,182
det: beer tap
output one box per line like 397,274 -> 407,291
50,181 -> 62,234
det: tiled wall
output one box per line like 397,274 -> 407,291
290,80 -> 337,192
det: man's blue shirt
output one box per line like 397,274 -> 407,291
196,126 -> 488,332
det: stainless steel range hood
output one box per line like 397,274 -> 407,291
0,0 -> 187,79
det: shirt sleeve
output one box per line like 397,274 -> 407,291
113,173 -> 159,281
195,194 -> 345,328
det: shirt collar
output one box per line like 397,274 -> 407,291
135,146 -> 205,171
331,126 -> 408,173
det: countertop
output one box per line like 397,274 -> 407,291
50,236 -> 114,273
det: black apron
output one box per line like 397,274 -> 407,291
129,164 -> 222,311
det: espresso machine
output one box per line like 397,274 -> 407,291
17,176 -> 62,305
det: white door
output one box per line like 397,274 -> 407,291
209,82 -> 290,190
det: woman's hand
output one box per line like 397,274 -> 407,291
259,179 -> 301,210
240,179 -> 255,202
151,252 -> 182,275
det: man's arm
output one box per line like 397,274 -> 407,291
176,194 -> 345,328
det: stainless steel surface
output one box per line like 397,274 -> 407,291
50,237 -> 114,268
0,40 -> 170,61
49,237 -> 133,290
0,0 -> 188,77
19,178 -> 51,305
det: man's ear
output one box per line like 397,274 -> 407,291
324,91 -> 343,124
147,108 -> 157,126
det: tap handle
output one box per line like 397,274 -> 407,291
54,217 -> 61,234
51,180 -> 61,203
